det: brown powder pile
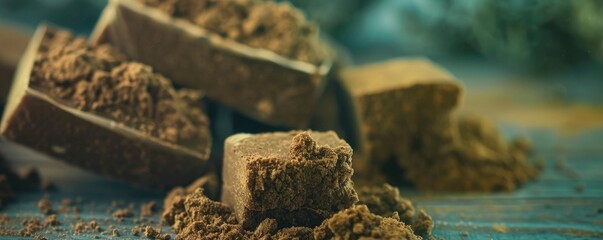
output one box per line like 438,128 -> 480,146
314,205 -> 421,240
356,183 -> 434,236
112,208 -> 133,222
162,185 -> 424,239
396,115 -> 541,192
17,214 -> 61,238
30,30 -> 210,150
139,0 -> 328,64
161,172 -> 220,227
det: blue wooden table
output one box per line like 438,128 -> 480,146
1,59 -> 602,239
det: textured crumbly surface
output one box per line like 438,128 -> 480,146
357,183 -> 415,224
161,173 -> 220,227
342,59 -> 539,192
172,188 -> 248,239
139,0 -> 328,64
412,209 -> 434,236
30,30 -> 210,152
222,131 -> 358,229
313,205 -> 421,240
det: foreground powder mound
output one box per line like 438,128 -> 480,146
222,131 -> 358,229
139,0 -> 328,64
30,30 -> 211,151
313,205 -> 421,240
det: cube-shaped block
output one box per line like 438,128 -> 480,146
222,131 -> 358,229
339,58 -> 462,173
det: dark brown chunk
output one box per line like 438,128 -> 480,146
1,27 -> 212,189
222,131 -> 358,229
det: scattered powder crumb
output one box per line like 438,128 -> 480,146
143,226 -> 170,240
162,173 -> 220,226
43,214 -> 60,227
112,229 -> 120,237
492,224 -> 508,233
356,183 -> 415,223
139,0 -> 331,64
140,201 -> 157,220
131,225 -> 142,236
412,209 -> 434,236
37,199 -> 53,215
0,214 -> 9,224
112,208 -> 133,221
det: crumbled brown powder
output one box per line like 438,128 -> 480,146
313,205 -> 421,240
112,229 -> 120,237
30,30 -> 211,151
162,173 -> 220,226
17,214 -> 62,238
112,208 -> 133,222
412,209 -> 434,236
143,226 -> 171,240
356,183 -> 415,223
140,201 -> 157,220
173,188 -> 247,239
37,199 -> 53,215
139,0 -> 329,64
1,154 -> 44,209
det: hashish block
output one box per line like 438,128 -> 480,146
222,131 -> 358,229
91,0 -> 331,128
339,58 -> 462,174
0,26 -> 212,190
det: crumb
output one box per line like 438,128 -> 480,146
131,225 -> 141,236
356,183 -> 415,223
143,226 -> 170,240
44,214 -> 60,227
313,205 -> 420,240
162,173 -> 219,226
412,209 -> 434,236
112,229 -> 120,237
0,214 -> 9,224
492,224 -> 508,233
112,208 -> 133,221
37,199 -> 53,215
140,201 -> 157,220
